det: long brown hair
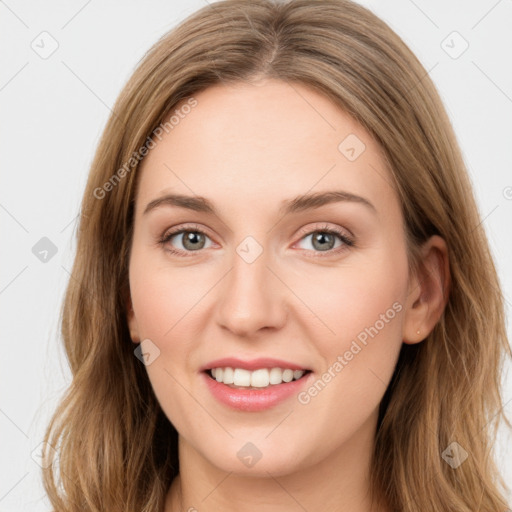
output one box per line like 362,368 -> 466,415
42,0 -> 512,510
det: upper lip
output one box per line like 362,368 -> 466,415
201,357 -> 311,372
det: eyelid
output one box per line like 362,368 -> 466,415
159,223 -> 216,246
291,223 -> 355,257
294,222 -> 353,242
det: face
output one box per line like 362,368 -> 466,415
127,78 -> 412,477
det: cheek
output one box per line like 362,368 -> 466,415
128,246 -> 210,342
128,249 -> 208,433
298,246 -> 406,379
294,246 -> 407,422
298,250 -> 407,350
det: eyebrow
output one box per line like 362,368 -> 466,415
143,190 -> 377,217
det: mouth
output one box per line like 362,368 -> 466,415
201,358 -> 314,411
206,366 -> 312,389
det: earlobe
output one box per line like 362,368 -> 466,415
402,235 -> 450,345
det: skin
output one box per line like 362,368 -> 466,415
126,78 -> 450,512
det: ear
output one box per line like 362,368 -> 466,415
402,235 -> 450,344
123,286 -> 141,344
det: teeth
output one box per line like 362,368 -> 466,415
223,367 -> 234,384
293,369 -> 304,380
269,367 -> 282,384
282,369 -> 293,383
233,368 -> 251,386
209,367 -> 306,388
251,369 -> 269,388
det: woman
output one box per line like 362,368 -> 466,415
42,0 -> 511,510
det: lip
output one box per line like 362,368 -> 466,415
201,369 -> 313,412
200,357 -> 310,372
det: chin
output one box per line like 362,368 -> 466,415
195,436 -> 312,477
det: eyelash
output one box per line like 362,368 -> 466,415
158,223 -> 355,258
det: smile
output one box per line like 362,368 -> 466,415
209,367 -> 309,388
201,358 -> 313,412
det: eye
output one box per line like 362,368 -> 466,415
159,224 -> 213,256
158,223 -> 355,257
294,223 -> 354,256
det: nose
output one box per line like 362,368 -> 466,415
215,246 -> 287,339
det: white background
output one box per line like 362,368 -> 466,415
1,0 -> 511,509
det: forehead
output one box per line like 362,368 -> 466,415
135,79 -> 399,224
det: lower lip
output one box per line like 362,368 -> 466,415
202,372 -> 312,412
